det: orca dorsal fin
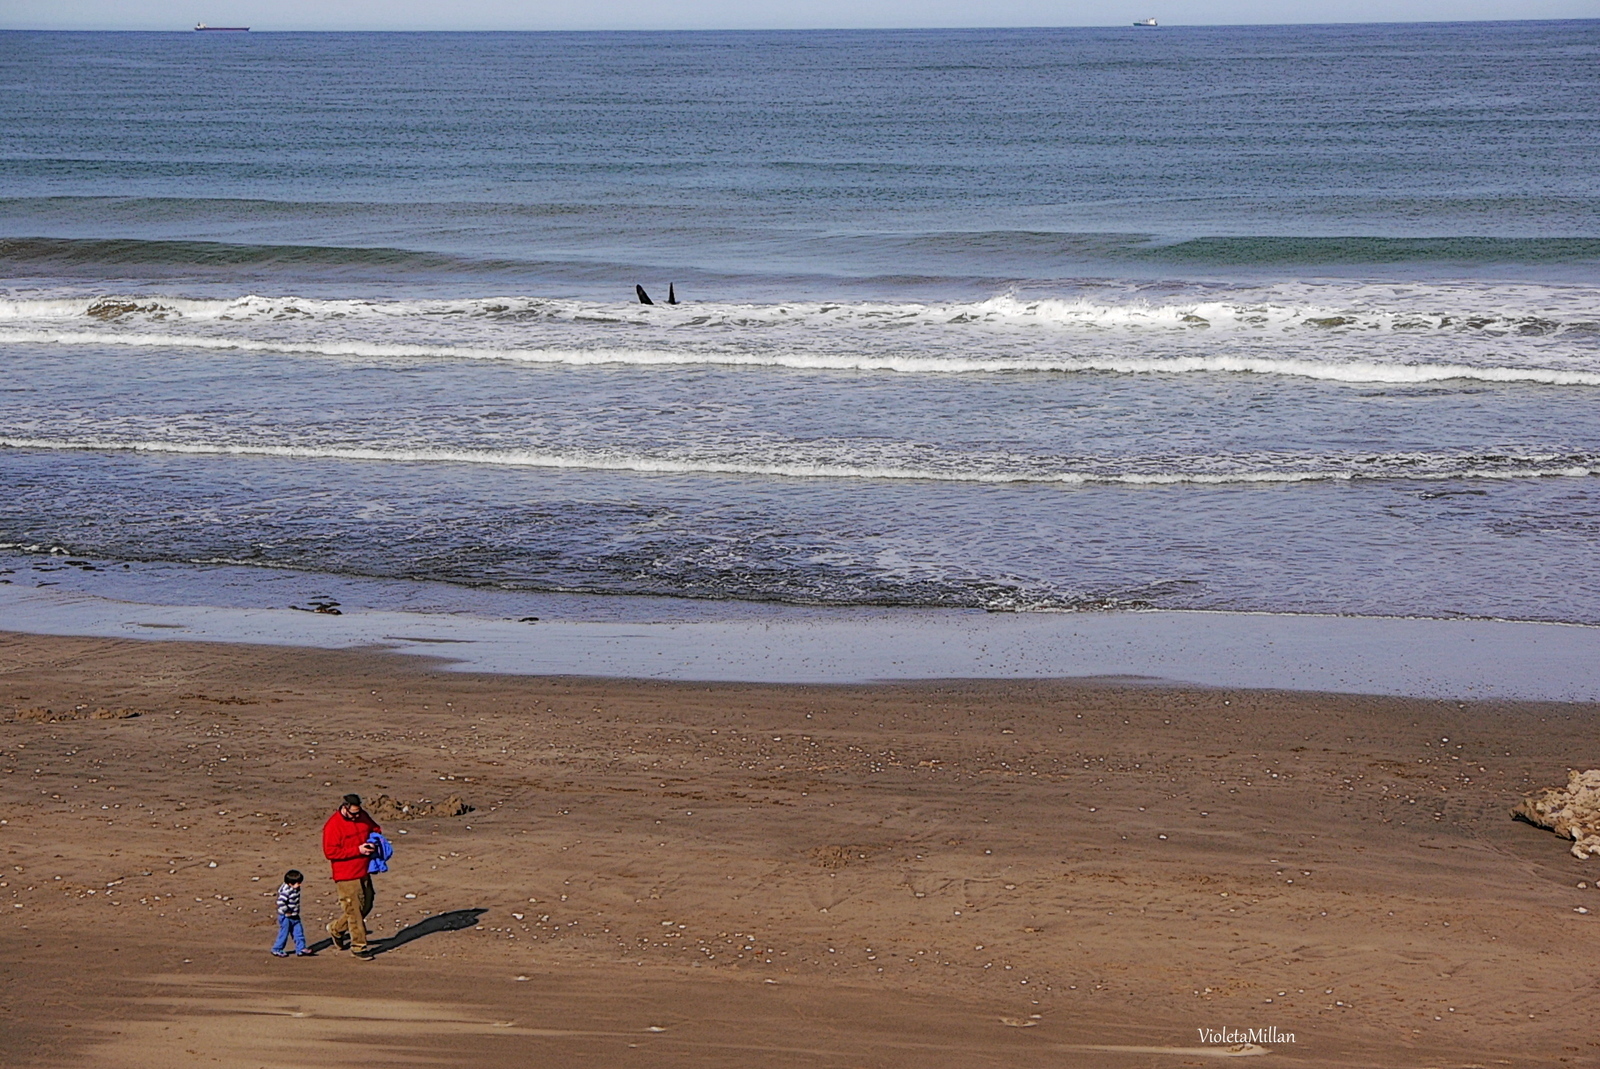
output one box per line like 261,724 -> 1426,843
667,283 -> 677,305
636,284 -> 654,305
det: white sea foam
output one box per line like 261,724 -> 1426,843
3,435 -> 1595,485
1,283 -> 1596,336
4,326 -> 1598,385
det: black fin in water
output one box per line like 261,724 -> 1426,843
667,283 -> 678,305
636,284 -> 653,305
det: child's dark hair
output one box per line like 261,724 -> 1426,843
284,869 -> 304,884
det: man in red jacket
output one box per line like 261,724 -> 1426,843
322,793 -> 381,958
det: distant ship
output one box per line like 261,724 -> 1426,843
1133,17 -> 1158,26
194,23 -> 249,31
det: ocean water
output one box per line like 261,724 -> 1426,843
3,23 -> 1600,623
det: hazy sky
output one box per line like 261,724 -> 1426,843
3,0 -> 1593,31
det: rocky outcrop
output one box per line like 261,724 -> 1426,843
1513,769 -> 1600,859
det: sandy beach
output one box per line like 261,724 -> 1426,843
7,18 -> 1600,1069
3,630 -> 1597,1068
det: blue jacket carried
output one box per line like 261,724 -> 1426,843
365,831 -> 394,874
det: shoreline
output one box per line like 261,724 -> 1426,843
3,572 -> 1600,701
2,632 -> 1596,1068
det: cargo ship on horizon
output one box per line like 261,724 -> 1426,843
193,23 -> 249,31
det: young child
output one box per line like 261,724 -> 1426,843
271,869 -> 312,957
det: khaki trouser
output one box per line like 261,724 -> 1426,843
329,876 -> 375,951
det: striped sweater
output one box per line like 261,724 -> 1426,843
276,882 -> 302,918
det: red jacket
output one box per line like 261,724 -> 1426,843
322,808 -> 382,881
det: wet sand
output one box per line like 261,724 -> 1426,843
7,577 -> 1600,701
2,631 -> 1597,1068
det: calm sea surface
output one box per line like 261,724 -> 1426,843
3,24 -> 1600,621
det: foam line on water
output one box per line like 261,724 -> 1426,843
5,328 -> 1600,386
3,288 -> 1597,333
3,436 -> 1596,485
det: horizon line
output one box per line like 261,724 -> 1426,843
4,17 -> 1598,33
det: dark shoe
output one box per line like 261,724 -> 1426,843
327,923 -> 350,950
352,948 -> 375,960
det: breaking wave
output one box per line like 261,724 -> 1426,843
0,236 -> 518,274
5,232 -> 1600,274
3,288 -> 1597,334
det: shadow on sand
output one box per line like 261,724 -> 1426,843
308,908 -> 487,956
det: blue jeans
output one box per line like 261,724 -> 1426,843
273,914 -> 306,953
